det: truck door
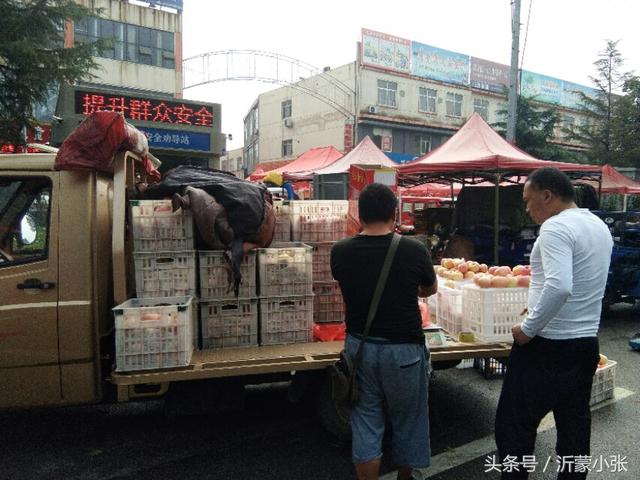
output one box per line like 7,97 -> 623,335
0,173 -> 60,407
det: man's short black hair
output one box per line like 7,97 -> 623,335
527,167 -> 575,202
358,183 -> 398,224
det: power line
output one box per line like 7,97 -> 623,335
519,0 -> 533,93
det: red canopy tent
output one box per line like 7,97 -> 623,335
289,136 -> 398,180
277,146 -> 343,178
397,113 -> 602,263
590,164 -> 640,195
398,113 -> 600,179
248,159 -> 295,181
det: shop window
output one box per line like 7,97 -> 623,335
416,134 -> 432,155
419,87 -> 437,114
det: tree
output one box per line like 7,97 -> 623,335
570,40 -> 629,165
0,0 -> 105,146
493,94 -> 581,162
610,76 -> 640,167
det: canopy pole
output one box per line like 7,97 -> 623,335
623,194 -> 628,212
494,173 -> 501,265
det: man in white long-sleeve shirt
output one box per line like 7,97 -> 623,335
495,167 -> 613,480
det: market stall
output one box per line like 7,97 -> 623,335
397,113 -> 602,263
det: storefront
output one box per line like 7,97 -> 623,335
52,84 -> 226,172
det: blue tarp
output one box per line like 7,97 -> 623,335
385,152 -> 417,164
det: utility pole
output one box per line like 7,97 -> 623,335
507,0 -> 521,143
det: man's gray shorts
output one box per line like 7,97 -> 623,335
345,334 -> 431,468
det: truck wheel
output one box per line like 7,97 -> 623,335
316,373 -> 352,441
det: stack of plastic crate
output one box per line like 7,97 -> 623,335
116,200 -> 197,372
257,243 -> 314,345
272,199 -> 291,242
291,201 -> 349,330
198,250 -> 258,349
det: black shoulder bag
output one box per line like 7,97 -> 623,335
326,233 -> 401,407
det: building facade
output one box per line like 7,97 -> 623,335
50,0 -> 225,170
220,147 -> 245,178
244,28 -> 595,170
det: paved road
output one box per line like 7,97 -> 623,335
0,305 -> 637,480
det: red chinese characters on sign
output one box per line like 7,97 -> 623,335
75,90 -> 215,127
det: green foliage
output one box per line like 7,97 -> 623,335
493,95 -> 580,162
0,0 -> 106,145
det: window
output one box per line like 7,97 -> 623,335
473,98 -> 490,120
446,92 -> 463,117
418,87 -> 437,114
282,139 -> 293,157
74,18 -> 174,69
0,178 -> 52,266
281,100 -> 292,119
377,80 -> 398,107
416,134 -> 432,155
402,203 -> 413,213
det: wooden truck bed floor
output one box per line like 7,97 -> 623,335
110,340 -> 512,401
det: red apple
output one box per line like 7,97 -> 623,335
512,265 -> 527,276
467,261 -> 480,273
477,274 -> 493,289
457,262 -> 469,274
479,263 -> 489,273
488,266 -> 499,275
516,275 -> 530,288
491,276 -> 510,288
495,266 -> 512,277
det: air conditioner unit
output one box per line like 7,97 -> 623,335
367,105 -> 377,114
284,118 -> 293,128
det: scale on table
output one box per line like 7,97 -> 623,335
423,325 -> 450,348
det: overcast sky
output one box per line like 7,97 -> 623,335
181,0 -> 640,151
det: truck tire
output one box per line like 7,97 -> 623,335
316,373 -> 351,441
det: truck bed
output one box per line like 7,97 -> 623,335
111,340 -> 511,401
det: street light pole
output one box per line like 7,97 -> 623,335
507,0 -> 521,143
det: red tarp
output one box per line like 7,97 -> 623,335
398,113 -> 601,176
248,159 -> 295,181
290,136 -> 398,179
401,179 -> 526,197
277,146 -> 342,178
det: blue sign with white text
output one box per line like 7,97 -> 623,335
138,127 -> 210,152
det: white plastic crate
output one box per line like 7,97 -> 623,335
133,251 -> 196,298
198,250 -> 257,300
257,243 -> 313,296
462,284 -> 529,342
436,285 -> 464,335
313,281 -> 345,323
259,295 -> 314,345
114,296 -> 194,372
200,299 -> 258,349
590,359 -> 616,406
290,200 -> 349,242
309,241 -> 335,282
273,200 -> 291,242
130,200 -> 194,252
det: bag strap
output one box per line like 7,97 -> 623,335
351,233 -> 401,373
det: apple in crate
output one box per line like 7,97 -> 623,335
464,271 -> 475,280
442,258 -> 455,269
479,263 -> 488,273
450,270 -> 464,281
467,261 -> 480,273
457,262 -> 469,274
516,275 -> 531,288
491,276 -> 510,288
598,354 -> 608,367
495,266 -> 512,277
476,274 -> 493,289
488,266 -> 498,275
505,276 -> 518,288
512,265 -> 529,276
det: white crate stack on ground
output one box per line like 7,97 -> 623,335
436,285 -> 464,335
133,251 -> 197,298
462,284 -> 529,342
291,200 -> 349,242
590,359 -> 617,406
114,296 -> 194,372
273,200 -> 292,242
309,241 -> 335,282
259,295 -> 314,345
257,243 -> 313,296
198,250 -> 257,300
200,299 -> 259,349
130,200 -> 194,252
313,281 -> 345,324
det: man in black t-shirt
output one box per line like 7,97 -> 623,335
331,183 -> 437,480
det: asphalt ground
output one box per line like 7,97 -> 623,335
0,304 -> 637,480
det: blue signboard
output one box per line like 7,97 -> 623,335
411,42 -> 470,86
138,127 -> 210,152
